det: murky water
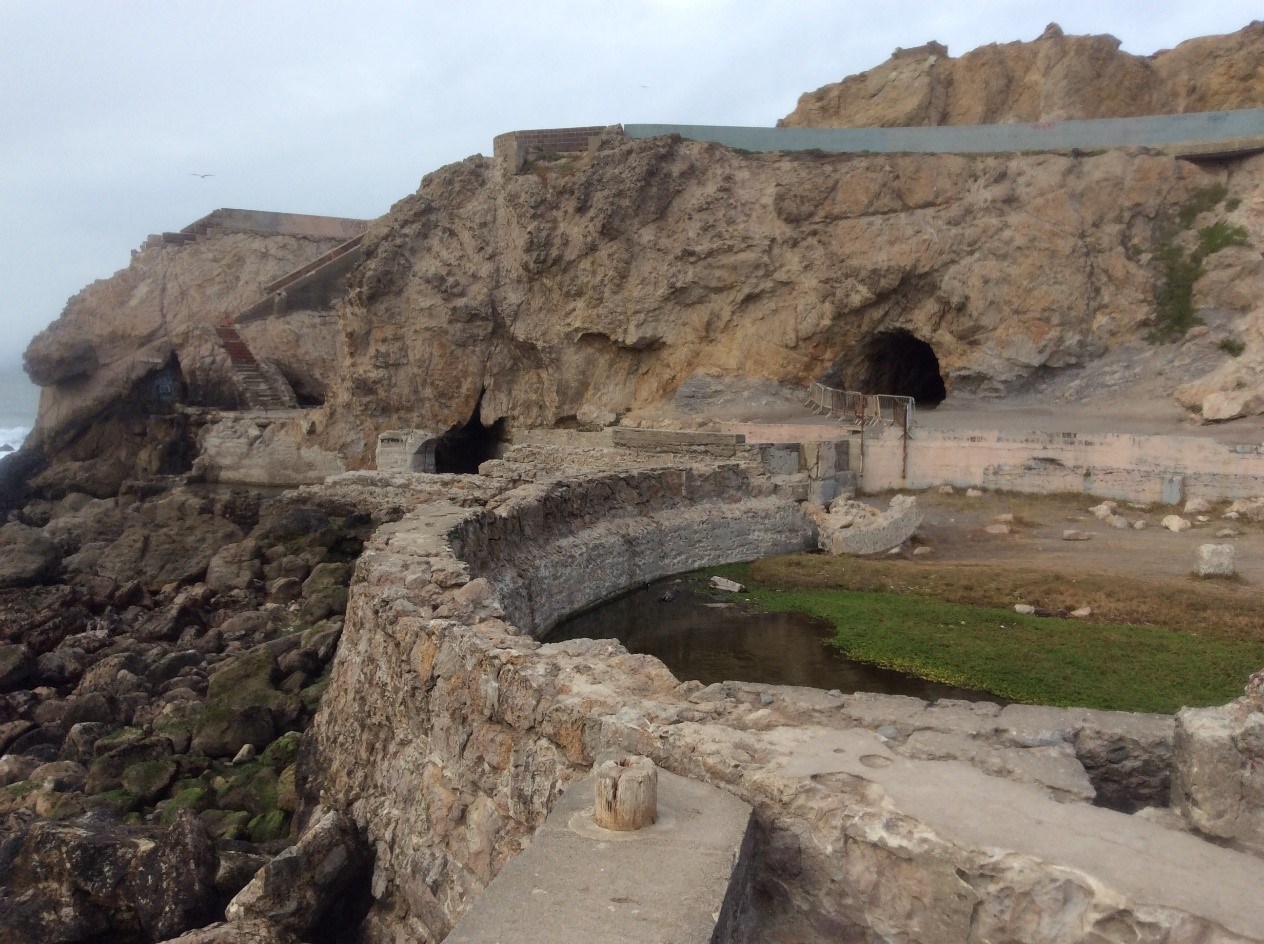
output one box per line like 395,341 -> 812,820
548,578 -> 1000,701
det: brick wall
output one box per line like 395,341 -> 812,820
493,126 -> 621,172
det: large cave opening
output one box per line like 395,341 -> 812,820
860,329 -> 946,407
434,398 -> 507,474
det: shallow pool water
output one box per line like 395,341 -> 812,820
547,577 -> 1000,701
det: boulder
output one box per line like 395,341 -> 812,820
96,516 -> 243,591
226,809 -> 368,937
29,760 -> 87,793
1061,529 -> 1093,541
158,920 -> 300,944
1161,515 -> 1192,533
1089,501 -> 1116,520
205,540 -> 263,592
192,705 -> 276,759
809,495 -> 922,556
85,735 -> 174,795
0,643 -> 35,692
1200,390 -> 1264,423
1198,543 -> 1235,577
1185,497 -> 1213,515
1226,497 -> 1264,522
0,523 -> 59,588
0,812 -> 218,944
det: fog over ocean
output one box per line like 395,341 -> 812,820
0,367 -> 39,452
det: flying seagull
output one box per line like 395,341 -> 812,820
189,173 -> 214,178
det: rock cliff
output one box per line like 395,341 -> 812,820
22,232 -> 346,495
781,21 -> 1264,128
314,135 -> 1212,461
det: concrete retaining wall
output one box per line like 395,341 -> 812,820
625,108 -> 1264,157
859,426 -> 1264,503
451,464 -> 813,636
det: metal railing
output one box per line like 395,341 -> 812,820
806,382 -> 915,431
806,382 -> 915,481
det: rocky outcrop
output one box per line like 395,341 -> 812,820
1172,671 -> 1264,855
781,21 -> 1264,128
314,136 -> 1209,463
0,481 -> 397,942
0,812 -> 218,944
225,809 -> 369,938
22,230 -> 347,494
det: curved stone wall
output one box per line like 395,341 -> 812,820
304,458 -> 1263,944
451,465 -> 810,636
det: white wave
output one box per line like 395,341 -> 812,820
0,426 -> 30,454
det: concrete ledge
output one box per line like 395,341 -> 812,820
444,768 -> 756,944
612,427 -> 746,456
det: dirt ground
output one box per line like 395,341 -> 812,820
881,489 -> 1264,592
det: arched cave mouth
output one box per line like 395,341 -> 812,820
434,401 -> 507,474
859,329 -> 947,408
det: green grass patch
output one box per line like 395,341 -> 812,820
703,563 -> 1264,713
1220,337 -> 1246,357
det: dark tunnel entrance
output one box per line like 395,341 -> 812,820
433,400 -> 507,474
860,329 -> 947,407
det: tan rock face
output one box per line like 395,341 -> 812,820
782,21 -> 1264,128
317,138 -> 1205,463
24,232 -> 346,460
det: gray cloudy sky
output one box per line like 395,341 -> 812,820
2,0 -> 1260,369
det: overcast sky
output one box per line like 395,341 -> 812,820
1,1 -> 1259,370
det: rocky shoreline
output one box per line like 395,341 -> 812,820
0,479 -> 385,942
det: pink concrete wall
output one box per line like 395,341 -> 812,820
860,427 -> 1264,504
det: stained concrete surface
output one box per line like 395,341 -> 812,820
444,768 -> 755,944
769,726 -> 1264,938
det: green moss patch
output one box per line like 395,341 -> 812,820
708,562 -> 1264,714
247,810 -> 289,844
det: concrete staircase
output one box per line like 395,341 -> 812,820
214,323 -> 297,410
234,233 -> 366,324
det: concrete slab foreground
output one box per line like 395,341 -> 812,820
444,768 -> 755,944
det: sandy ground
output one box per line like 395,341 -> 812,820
880,489 -> 1264,590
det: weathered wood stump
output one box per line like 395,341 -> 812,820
594,755 -> 658,831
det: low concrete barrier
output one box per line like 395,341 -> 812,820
625,108 -> 1264,158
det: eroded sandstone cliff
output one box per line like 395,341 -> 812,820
315,135 -> 1210,461
22,232 -> 345,495
781,21 -> 1264,128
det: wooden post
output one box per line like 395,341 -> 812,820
594,755 -> 657,831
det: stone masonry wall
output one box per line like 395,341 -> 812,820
300,455 -> 1260,944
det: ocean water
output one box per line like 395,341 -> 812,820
0,367 -> 39,453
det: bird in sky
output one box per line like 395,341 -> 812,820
189,173 -> 214,178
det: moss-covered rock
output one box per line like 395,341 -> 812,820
299,674 -> 330,713
201,808 -> 252,841
247,809 -> 289,844
218,765 -> 279,817
85,788 -> 141,816
260,734 -> 300,770
156,786 -> 210,823
276,765 -> 298,813
121,758 -> 178,802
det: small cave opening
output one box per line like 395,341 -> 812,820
859,329 -> 947,408
434,399 -> 507,474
